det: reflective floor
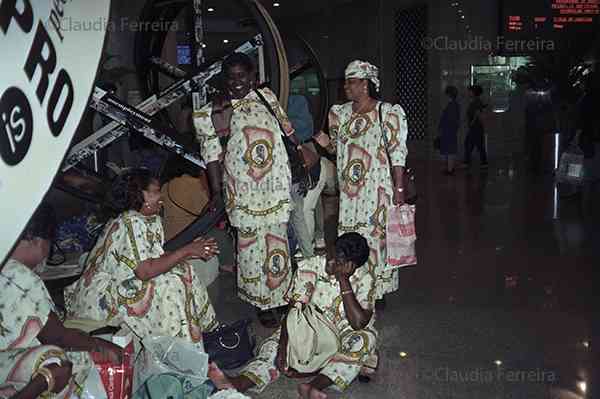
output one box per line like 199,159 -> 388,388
209,158 -> 598,398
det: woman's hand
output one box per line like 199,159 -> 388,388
334,260 -> 356,281
46,362 -> 73,393
393,187 -> 405,206
91,338 -> 123,364
185,237 -> 220,260
313,131 -> 330,148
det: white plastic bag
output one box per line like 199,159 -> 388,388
135,336 -> 209,393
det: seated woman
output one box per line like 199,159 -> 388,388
209,232 -> 377,399
0,204 -> 122,399
66,168 -> 220,344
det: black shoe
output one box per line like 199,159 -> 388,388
375,297 -> 386,311
257,309 -> 280,328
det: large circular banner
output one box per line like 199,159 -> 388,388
0,0 -> 111,263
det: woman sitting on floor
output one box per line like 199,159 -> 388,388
0,204 -> 122,399
66,168 -> 220,344
208,232 -> 378,399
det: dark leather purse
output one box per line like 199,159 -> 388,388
202,318 -> 256,370
378,103 -> 417,204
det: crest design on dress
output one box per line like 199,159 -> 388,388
242,127 -> 275,182
341,144 -> 372,198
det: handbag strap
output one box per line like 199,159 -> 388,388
378,102 -> 392,160
253,88 -> 288,137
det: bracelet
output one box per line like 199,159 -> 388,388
33,366 -> 55,394
341,289 -> 354,296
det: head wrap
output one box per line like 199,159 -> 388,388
345,60 -> 380,91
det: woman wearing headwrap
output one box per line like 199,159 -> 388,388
314,60 -> 409,305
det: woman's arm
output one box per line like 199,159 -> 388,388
338,276 -> 373,330
12,363 -> 73,399
135,236 -> 219,281
37,313 -> 122,363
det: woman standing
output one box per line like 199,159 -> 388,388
438,85 -> 460,174
315,60 -> 409,305
66,168 -> 220,343
194,53 -> 304,327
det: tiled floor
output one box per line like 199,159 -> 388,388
209,159 -> 598,399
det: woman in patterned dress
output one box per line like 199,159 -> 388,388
207,233 -> 377,399
1,204 -> 122,398
66,168 -> 220,344
314,60 -> 409,306
194,53 -> 304,327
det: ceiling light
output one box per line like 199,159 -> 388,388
494,360 -> 502,366
273,2 -> 280,6
399,352 -> 408,358
207,7 -> 214,12
201,43 -> 207,48
583,341 -> 590,348
223,39 -> 229,44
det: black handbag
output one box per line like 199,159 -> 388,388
378,103 -> 417,204
202,318 -> 256,370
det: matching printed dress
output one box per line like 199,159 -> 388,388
240,255 -> 378,393
329,102 -> 409,297
65,210 -> 218,343
194,87 -> 294,310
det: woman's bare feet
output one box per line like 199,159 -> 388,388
208,362 -> 235,390
298,383 -> 327,399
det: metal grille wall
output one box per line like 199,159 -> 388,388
394,6 -> 428,140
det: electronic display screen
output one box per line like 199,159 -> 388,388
177,45 -> 192,65
499,0 -> 599,53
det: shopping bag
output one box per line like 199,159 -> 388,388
135,336 -> 209,394
91,331 -> 135,399
386,204 -> 417,268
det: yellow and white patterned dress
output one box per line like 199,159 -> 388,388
194,87 -> 293,310
0,259 -> 92,398
240,255 -> 378,392
329,101 -> 408,297
65,210 -> 218,343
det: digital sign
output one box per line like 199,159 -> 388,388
500,0 -> 599,53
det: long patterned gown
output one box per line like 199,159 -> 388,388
193,87 -> 293,310
0,259 -> 93,398
65,210 -> 218,343
329,102 -> 408,297
239,255 -> 378,392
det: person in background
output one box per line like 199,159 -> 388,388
461,84 -> 488,169
66,168 -> 220,343
314,60 -> 409,308
194,53 -> 300,327
287,91 -> 323,259
208,233 -> 377,399
438,85 -> 460,175
160,154 -> 236,286
1,204 -> 122,399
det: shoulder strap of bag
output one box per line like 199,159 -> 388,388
253,88 -> 288,137
378,102 -> 391,153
